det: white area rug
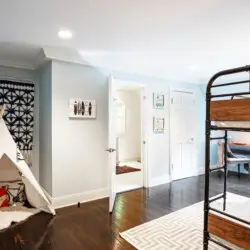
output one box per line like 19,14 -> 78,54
0,210 -> 37,231
120,193 -> 249,250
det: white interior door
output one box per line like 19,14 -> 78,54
140,88 -> 148,187
108,75 -> 117,213
170,90 -> 196,181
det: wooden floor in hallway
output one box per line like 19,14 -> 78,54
1,172 -> 250,250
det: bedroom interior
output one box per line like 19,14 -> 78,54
204,66 -> 250,250
0,1 -> 250,249
115,86 -> 143,193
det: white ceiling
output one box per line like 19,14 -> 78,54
0,0 -> 250,83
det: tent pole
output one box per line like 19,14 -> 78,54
0,103 -> 6,118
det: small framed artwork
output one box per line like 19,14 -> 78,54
153,117 -> 165,133
153,93 -> 164,109
69,98 -> 96,119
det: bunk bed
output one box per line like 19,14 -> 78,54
204,65 -> 250,250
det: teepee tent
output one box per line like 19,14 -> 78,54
0,104 -> 55,215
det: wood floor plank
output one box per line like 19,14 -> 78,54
0,172 -> 250,250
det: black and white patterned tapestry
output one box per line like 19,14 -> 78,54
0,80 -> 35,153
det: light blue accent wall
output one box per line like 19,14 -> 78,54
98,67 -> 206,174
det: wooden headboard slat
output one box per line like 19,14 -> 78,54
210,99 -> 250,121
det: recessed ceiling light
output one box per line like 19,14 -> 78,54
58,29 -> 73,40
188,65 -> 197,71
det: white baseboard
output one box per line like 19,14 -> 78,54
52,188 -> 108,209
198,168 -> 205,175
195,165 -> 217,176
190,165 -> 217,176
148,174 -> 170,187
119,157 -> 141,163
194,167 -> 205,176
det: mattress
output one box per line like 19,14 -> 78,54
209,193 -> 250,249
211,201 -> 250,229
215,121 -> 250,128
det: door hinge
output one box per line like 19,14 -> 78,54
143,140 -> 146,144
171,98 -> 173,104
143,96 -> 146,100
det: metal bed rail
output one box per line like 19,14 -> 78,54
210,126 -> 250,132
204,65 -> 250,250
209,207 -> 250,226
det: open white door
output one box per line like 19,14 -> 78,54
108,75 -> 117,213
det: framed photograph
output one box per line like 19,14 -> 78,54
153,117 -> 165,133
153,93 -> 164,109
69,98 -> 96,119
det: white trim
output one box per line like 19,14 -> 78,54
189,167 -> 205,177
148,174 -> 170,187
140,86 -> 149,188
113,78 -> 149,188
52,188 -> 108,209
198,167 -> 205,176
0,60 -> 35,70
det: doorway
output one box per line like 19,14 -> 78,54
108,77 -> 148,213
115,88 -> 143,193
170,89 -> 196,181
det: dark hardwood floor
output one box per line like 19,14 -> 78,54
1,172 -> 250,250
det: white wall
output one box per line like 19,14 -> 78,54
48,61 -> 205,205
51,61 -> 108,198
117,90 -> 141,161
37,62 -> 52,194
0,66 -> 40,181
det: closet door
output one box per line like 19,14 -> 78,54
170,90 -> 196,181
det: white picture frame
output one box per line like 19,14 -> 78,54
69,98 -> 96,119
153,117 -> 165,133
153,93 -> 164,109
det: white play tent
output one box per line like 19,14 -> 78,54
0,104 -> 55,215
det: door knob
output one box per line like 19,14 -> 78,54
105,148 -> 116,153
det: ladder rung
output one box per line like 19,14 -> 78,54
209,194 -> 224,203
210,137 -> 225,140
210,166 -> 224,172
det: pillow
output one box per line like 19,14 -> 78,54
0,187 -> 8,207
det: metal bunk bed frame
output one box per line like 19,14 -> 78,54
204,65 -> 250,250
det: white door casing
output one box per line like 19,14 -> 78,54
140,88 -> 148,187
108,75 -> 117,213
112,78 -> 149,191
170,89 -> 196,181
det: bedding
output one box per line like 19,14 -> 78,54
209,193 -> 250,249
210,199 -> 250,228
215,121 -> 250,128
